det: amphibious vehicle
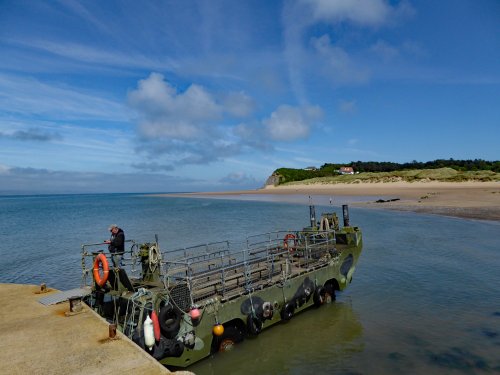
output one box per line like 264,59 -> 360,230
80,204 -> 363,368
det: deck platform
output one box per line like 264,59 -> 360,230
0,283 -> 192,375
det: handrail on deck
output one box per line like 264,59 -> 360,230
159,229 -> 337,303
81,229 -> 337,303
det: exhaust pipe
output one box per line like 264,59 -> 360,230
309,205 -> 316,228
342,204 -> 350,227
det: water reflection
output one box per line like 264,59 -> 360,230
188,300 -> 364,375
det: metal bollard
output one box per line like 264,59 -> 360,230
109,324 -> 117,339
69,296 -> 83,313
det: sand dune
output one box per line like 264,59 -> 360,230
176,181 -> 500,221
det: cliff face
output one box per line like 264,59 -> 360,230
265,174 -> 280,186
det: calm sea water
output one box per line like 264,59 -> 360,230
1,194 -> 499,374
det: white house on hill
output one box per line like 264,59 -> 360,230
339,167 -> 354,174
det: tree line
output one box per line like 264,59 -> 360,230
332,159 -> 500,173
273,159 -> 500,184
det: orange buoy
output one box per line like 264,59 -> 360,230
151,310 -> 161,341
93,253 -> 109,287
213,323 -> 224,336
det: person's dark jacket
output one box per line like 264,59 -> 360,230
108,228 -> 125,254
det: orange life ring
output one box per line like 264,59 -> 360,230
93,253 -> 109,287
283,233 -> 297,253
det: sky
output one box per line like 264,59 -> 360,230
1,0 -> 499,194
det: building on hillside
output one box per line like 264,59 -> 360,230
339,167 -> 354,175
304,166 -> 317,171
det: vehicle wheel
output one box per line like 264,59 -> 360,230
247,314 -> 263,336
313,286 -> 326,307
280,302 -> 294,321
213,325 -> 245,353
219,337 -> 236,352
324,283 -> 336,303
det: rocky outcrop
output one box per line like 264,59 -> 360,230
265,173 -> 281,187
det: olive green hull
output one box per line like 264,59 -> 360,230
162,231 -> 362,367
82,209 -> 363,369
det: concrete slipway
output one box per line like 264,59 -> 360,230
0,284 -> 193,375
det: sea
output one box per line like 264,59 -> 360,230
0,193 -> 499,374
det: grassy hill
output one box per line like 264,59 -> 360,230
269,159 -> 500,186
272,167 -> 500,186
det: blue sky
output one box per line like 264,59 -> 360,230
1,0 -> 499,194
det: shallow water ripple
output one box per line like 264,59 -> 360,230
1,194 -> 499,374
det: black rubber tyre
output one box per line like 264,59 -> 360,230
158,303 -> 182,339
247,314 -> 263,336
212,325 -> 245,353
313,286 -> 326,307
280,302 -> 294,321
324,283 -> 336,303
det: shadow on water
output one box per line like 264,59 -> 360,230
188,300 -> 364,375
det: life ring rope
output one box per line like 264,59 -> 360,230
149,244 -> 161,272
319,217 -> 330,237
320,217 -> 330,231
93,253 -> 109,287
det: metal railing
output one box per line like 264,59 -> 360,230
81,230 -> 337,308
80,239 -> 137,287
161,230 -> 337,307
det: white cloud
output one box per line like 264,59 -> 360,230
128,73 -> 273,167
0,73 -> 127,121
128,73 -> 222,140
263,105 -> 322,141
282,0 -> 415,101
128,73 -> 322,170
338,99 -> 357,113
25,40 -> 178,70
221,91 -> 255,117
294,157 -> 323,165
402,41 -> 428,58
300,0 -> 415,27
0,164 -> 264,194
301,0 -> 391,26
219,171 -> 257,186
311,34 -> 370,84
0,128 -> 62,142
127,74 -> 323,168
131,162 -> 174,172
371,39 -> 428,62
233,122 -> 272,151
128,72 -> 238,141
0,166 -> 202,194
0,164 -> 11,174
370,40 -> 400,61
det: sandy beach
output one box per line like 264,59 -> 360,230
167,181 -> 500,222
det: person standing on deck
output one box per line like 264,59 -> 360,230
105,224 -> 125,267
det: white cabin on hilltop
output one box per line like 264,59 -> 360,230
339,167 -> 354,175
